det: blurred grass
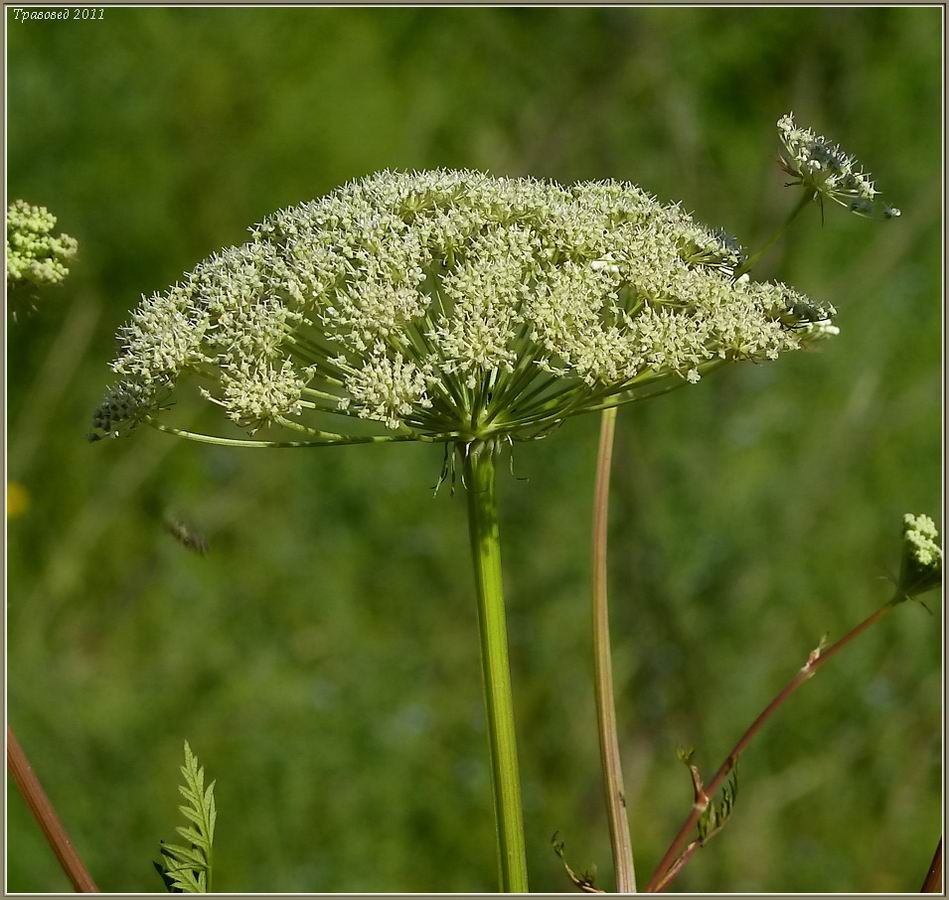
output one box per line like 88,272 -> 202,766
6,6 -> 942,893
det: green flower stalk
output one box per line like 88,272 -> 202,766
93,170 -> 836,890
6,200 -> 78,289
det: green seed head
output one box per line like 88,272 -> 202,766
93,170 -> 836,445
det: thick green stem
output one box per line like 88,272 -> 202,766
463,443 -> 529,893
592,407 -> 637,892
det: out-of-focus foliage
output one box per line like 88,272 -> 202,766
7,7 -> 941,892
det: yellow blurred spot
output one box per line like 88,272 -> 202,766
7,481 -> 29,519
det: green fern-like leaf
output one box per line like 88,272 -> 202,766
697,768 -> 739,843
155,741 -> 216,893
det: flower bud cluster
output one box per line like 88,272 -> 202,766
777,114 -> 900,219
6,200 -> 78,288
899,513 -> 942,598
94,170 -> 835,445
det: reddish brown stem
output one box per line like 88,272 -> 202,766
7,726 -> 99,892
650,841 -> 700,894
921,837 -> 942,893
645,600 -> 896,892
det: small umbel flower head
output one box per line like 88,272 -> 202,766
777,114 -> 900,219
93,170 -> 837,449
898,513 -> 942,599
6,200 -> 78,288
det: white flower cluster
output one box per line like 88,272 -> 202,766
777,114 -> 900,219
6,200 -> 78,288
903,514 -> 941,567
94,170 -> 836,444
898,513 -> 942,598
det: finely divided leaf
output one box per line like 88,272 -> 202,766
697,768 -> 739,843
154,741 -> 216,893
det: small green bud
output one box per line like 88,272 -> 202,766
675,746 -> 696,766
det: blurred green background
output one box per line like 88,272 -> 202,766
7,6 -> 942,893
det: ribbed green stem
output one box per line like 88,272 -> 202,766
592,407 -> 637,892
463,443 -> 529,893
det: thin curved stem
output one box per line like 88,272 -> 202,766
8,727 -> 99,892
736,190 -> 814,277
645,596 -> 901,892
592,407 -> 637,893
463,444 -> 529,892
146,419 -> 445,448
